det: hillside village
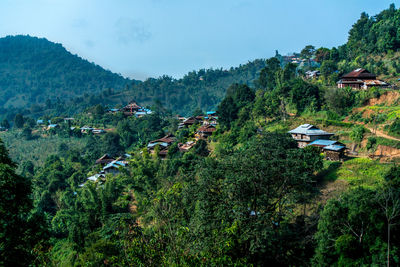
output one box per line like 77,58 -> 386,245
3,4 -> 400,266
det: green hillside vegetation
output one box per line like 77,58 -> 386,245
3,4 -> 400,266
0,35 -> 268,121
0,35 -> 131,111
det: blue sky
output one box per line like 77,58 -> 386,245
0,0 -> 395,80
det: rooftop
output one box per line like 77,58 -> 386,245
341,68 -> 376,79
288,124 -> 333,136
323,144 -> 346,152
308,139 -> 338,147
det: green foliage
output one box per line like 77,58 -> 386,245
387,117 -> 400,137
350,125 -> 366,143
324,87 -> 355,116
314,186 -> 400,266
0,35 -> 129,111
13,113 -> 24,128
366,136 -> 377,150
0,139 -> 48,266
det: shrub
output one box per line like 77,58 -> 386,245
350,125 -> 365,143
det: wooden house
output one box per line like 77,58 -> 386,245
288,124 -> 333,148
178,141 -> 196,152
147,134 -> 176,153
103,159 -> 128,175
323,144 -> 346,161
337,68 -> 389,90
196,125 -> 216,139
95,154 -> 115,165
122,102 -> 141,116
308,139 -> 347,161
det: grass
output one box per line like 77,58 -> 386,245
321,158 -> 391,188
0,130 -> 86,168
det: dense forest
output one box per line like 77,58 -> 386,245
2,3 -> 400,267
0,35 -> 131,110
0,36 -> 267,121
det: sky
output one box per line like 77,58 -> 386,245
0,0 -> 396,80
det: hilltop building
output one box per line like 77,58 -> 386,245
288,124 -> 333,148
337,68 -> 389,90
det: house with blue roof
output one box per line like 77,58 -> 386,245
288,124 -> 333,148
289,125 -> 348,161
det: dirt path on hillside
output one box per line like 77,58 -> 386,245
352,121 -> 400,142
366,127 -> 400,142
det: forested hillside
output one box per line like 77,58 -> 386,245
0,35 -> 267,120
0,35 -> 130,109
119,59 -> 268,115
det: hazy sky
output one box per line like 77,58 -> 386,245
0,0 -> 395,80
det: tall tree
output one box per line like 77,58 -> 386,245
13,113 -> 24,129
0,139 -> 39,266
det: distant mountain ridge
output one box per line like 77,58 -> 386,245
0,35 -> 131,109
0,35 -> 268,118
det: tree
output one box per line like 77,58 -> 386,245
0,139 -> 41,265
315,47 -> 330,63
300,45 -> 316,69
320,60 -> 337,77
350,125 -> 365,143
217,96 -> 237,129
257,57 -> 281,90
102,132 -> 124,156
192,133 -> 322,265
381,166 -> 400,267
314,187 -> 391,266
14,113 -> 24,129
1,119 -> 10,129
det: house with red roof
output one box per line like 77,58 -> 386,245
337,68 -> 389,90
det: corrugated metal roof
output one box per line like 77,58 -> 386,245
341,68 -> 376,79
288,124 -> 333,136
323,145 -> 346,151
308,140 -> 338,146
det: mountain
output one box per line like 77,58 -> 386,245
0,35 -> 268,118
0,35 -> 131,109
109,59 -> 268,115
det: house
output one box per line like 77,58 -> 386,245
147,134 -> 176,153
308,139 -> 342,149
47,124 -> 59,130
81,126 -> 94,133
305,70 -> 320,79
288,124 -> 333,148
323,144 -> 346,161
337,68 -> 389,90
103,159 -> 128,175
92,129 -> 106,134
108,108 -> 120,114
122,102 -> 141,116
308,139 -> 347,161
87,173 -> 106,183
37,119 -> 44,125
95,154 -> 116,165
196,125 -> 216,139
206,111 -> 217,117
178,141 -> 196,152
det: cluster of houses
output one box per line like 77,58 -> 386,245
79,126 -> 107,134
145,111 -> 219,158
80,153 -> 132,186
108,102 -> 153,118
289,124 -> 347,161
178,111 -> 218,128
